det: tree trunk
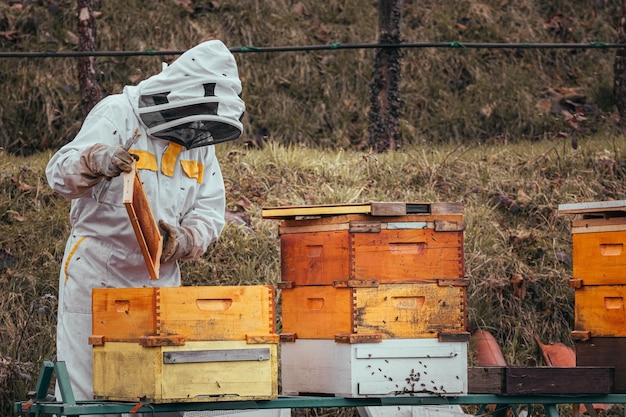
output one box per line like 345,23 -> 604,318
614,0 -> 626,126
367,0 -> 404,152
77,0 -> 102,117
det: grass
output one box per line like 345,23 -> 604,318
0,136 -> 624,414
0,1 -> 623,154
1,1 -> 626,415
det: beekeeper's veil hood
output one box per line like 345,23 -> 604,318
131,40 -> 245,149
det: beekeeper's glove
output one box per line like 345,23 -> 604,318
81,144 -> 138,178
159,219 -> 193,264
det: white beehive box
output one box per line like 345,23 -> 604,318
280,338 -> 468,398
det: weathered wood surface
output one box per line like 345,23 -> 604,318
281,283 -> 466,339
281,338 -> 468,397
92,286 -> 276,342
574,285 -> 626,337
558,200 -> 626,216
280,226 -> 464,285
93,340 -> 278,403
577,337 -> 626,393
262,202 -> 463,219
123,162 -> 162,280
468,367 -> 614,395
572,230 -> 626,284
505,367 -> 613,395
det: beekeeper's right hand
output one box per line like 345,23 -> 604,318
80,143 -> 139,178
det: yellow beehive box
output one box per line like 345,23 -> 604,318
263,202 -> 465,286
281,282 -> 467,339
91,286 -> 276,342
93,340 -> 278,403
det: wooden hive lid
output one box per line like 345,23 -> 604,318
261,201 -> 463,220
558,200 -> 626,217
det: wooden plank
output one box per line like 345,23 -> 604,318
123,162 -> 162,280
505,367 -> 613,395
139,335 -> 185,347
370,202 -> 409,216
162,347 -> 271,363
434,219 -> 466,232
349,221 -> 383,233
278,222 -> 350,234
558,200 -> 626,216
262,203 -> 374,219
576,337 -> 626,393
263,202 -> 452,219
572,224 -> 626,234
334,333 -> 382,344
279,220 -> 449,234
468,367 -> 505,394
572,216 -> 626,234
246,334 -> 280,344
430,202 -> 464,215
439,332 -> 470,342
571,330 -> 591,341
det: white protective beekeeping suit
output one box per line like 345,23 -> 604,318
46,40 -> 245,402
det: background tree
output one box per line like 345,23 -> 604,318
77,0 -> 102,116
367,0 -> 403,152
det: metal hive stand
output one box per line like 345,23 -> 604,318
15,361 -> 626,417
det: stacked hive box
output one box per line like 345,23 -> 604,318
558,200 -> 626,393
262,202 -> 469,398
89,285 -> 279,403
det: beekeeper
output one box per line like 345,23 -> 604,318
46,39 -> 245,401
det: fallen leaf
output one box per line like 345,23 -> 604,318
510,273 -> 527,299
6,210 -> 27,222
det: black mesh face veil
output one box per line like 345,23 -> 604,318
151,118 -> 243,149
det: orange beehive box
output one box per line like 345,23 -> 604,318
572,227 -> 626,285
92,286 -> 276,342
558,200 -> 626,285
280,282 -> 467,340
263,202 -> 465,286
572,285 -> 626,337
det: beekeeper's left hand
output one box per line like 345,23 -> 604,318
159,220 -> 193,263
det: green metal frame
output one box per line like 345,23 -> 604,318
14,361 -> 626,417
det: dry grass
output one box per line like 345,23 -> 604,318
0,135 -> 624,414
0,0 -> 622,154
1,0 -> 626,415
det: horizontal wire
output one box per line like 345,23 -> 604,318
0,41 -> 624,58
